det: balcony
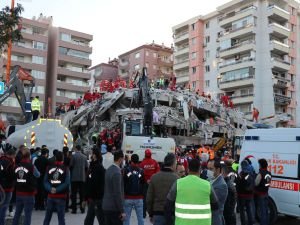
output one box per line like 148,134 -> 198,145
219,57 -> 255,73
219,23 -> 255,41
231,94 -> 254,105
274,94 -> 291,105
219,76 -> 254,90
56,81 -> 89,92
271,57 -> 290,71
158,58 -> 173,67
269,23 -> 290,38
270,40 -> 289,54
174,59 -> 189,71
267,5 -> 290,22
57,67 -> 90,79
176,75 -> 189,84
58,54 -> 92,67
219,6 -> 257,27
174,31 -> 189,43
220,40 -> 255,58
59,40 -> 92,53
174,45 -> 189,56
273,75 -> 290,88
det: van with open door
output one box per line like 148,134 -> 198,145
239,128 -> 300,223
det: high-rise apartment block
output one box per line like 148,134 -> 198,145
173,0 -> 300,127
0,14 -> 92,121
118,43 -> 173,81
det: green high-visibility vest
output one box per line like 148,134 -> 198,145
175,175 -> 211,225
31,99 -> 41,112
232,162 -> 239,172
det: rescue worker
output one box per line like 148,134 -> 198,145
0,144 -> 16,225
139,149 -> 160,218
83,149 -> 105,225
255,158 -> 272,225
165,159 -> 219,225
12,148 -> 40,225
31,96 -> 41,121
223,160 -> 237,225
83,90 -> 92,103
176,152 -> 188,174
25,97 -> 32,123
43,151 -> 70,225
236,160 -> 255,225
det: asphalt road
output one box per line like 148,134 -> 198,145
5,210 -> 300,225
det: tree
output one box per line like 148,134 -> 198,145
0,4 -> 24,52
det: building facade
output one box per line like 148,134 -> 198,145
0,14 -> 92,121
118,43 -> 173,82
173,0 -> 300,127
89,58 -> 119,91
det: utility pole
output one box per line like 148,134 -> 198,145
5,0 -> 15,85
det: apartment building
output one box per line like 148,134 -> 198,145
173,0 -> 300,127
0,14 -> 92,121
118,43 -> 173,81
46,26 -> 92,114
89,58 -> 118,91
0,16 -> 51,121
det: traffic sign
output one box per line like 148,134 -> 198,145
0,82 -> 4,95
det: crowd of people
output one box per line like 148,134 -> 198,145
0,140 -> 271,225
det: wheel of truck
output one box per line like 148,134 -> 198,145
255,197 -> 278,224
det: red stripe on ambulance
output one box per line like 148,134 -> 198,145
271,180 -> 299,191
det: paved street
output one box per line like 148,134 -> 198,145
5,210 -> 298,225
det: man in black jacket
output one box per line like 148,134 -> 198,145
83,149 -> 105,225
0,145 -> 16,225
123,154 -> 145,225
34,148 -> 49,210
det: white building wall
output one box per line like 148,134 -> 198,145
254,0 -> 276,118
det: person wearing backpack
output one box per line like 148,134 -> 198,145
236,160 -> 255,225
123,154 -> 145,225
255,158 -> 271,225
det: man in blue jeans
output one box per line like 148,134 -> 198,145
43,151 -> 70,225
123,154 -> 145,225
0,144 -> 16,225
13,148 -> 40,225
255,158 -> 272,225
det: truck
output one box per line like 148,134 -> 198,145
6,118 -> 73,155
121,67 -> 176,162
239,128 -> 300,223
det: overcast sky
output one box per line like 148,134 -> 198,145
1,0 -> 231,66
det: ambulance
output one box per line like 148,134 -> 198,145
240,128 -> 300,222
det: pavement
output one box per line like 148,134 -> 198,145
5,210 -> 299,225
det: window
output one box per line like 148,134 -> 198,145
60,33 -> 71,42
205,22 -> 210,29
11,55 -> 24,62
291,40 -> 295,49
192,67 -> 196,74
291,24 -> 296,32
191,52 -> 196,59
205,80 -> 210,87
145,63 -> 149,68
134,64 -> 140,71
291,7 -> 296,15
121,69 -> 126,74
33,86 -> 44,94
205,36 -> 210,43
192,81 -> 196,88
291,57 -> 295,65
153,52 -> 157,58
146,51 -> 149,56
205,50 -> 210,58
32,56 -> 44,64
68,49 -> 89,59
232,16 -> 254,30
191,23 -> 195,30
205,65 -> 210,72
31,70 -> 45,79
135,52 -> 140,58
221,67 -> 250,82
153,64 -> 157,70
191,38 -> 196,45
239,104 -> 251,113
33,41 -> 46,50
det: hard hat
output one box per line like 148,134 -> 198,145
145,149 -> 152,157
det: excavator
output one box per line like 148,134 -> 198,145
0,65 -> 35,116
121,67 -> 176,162
0,66 -> 73,153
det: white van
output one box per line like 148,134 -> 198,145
122,136 -> 176,163
240,128 -> 300,222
